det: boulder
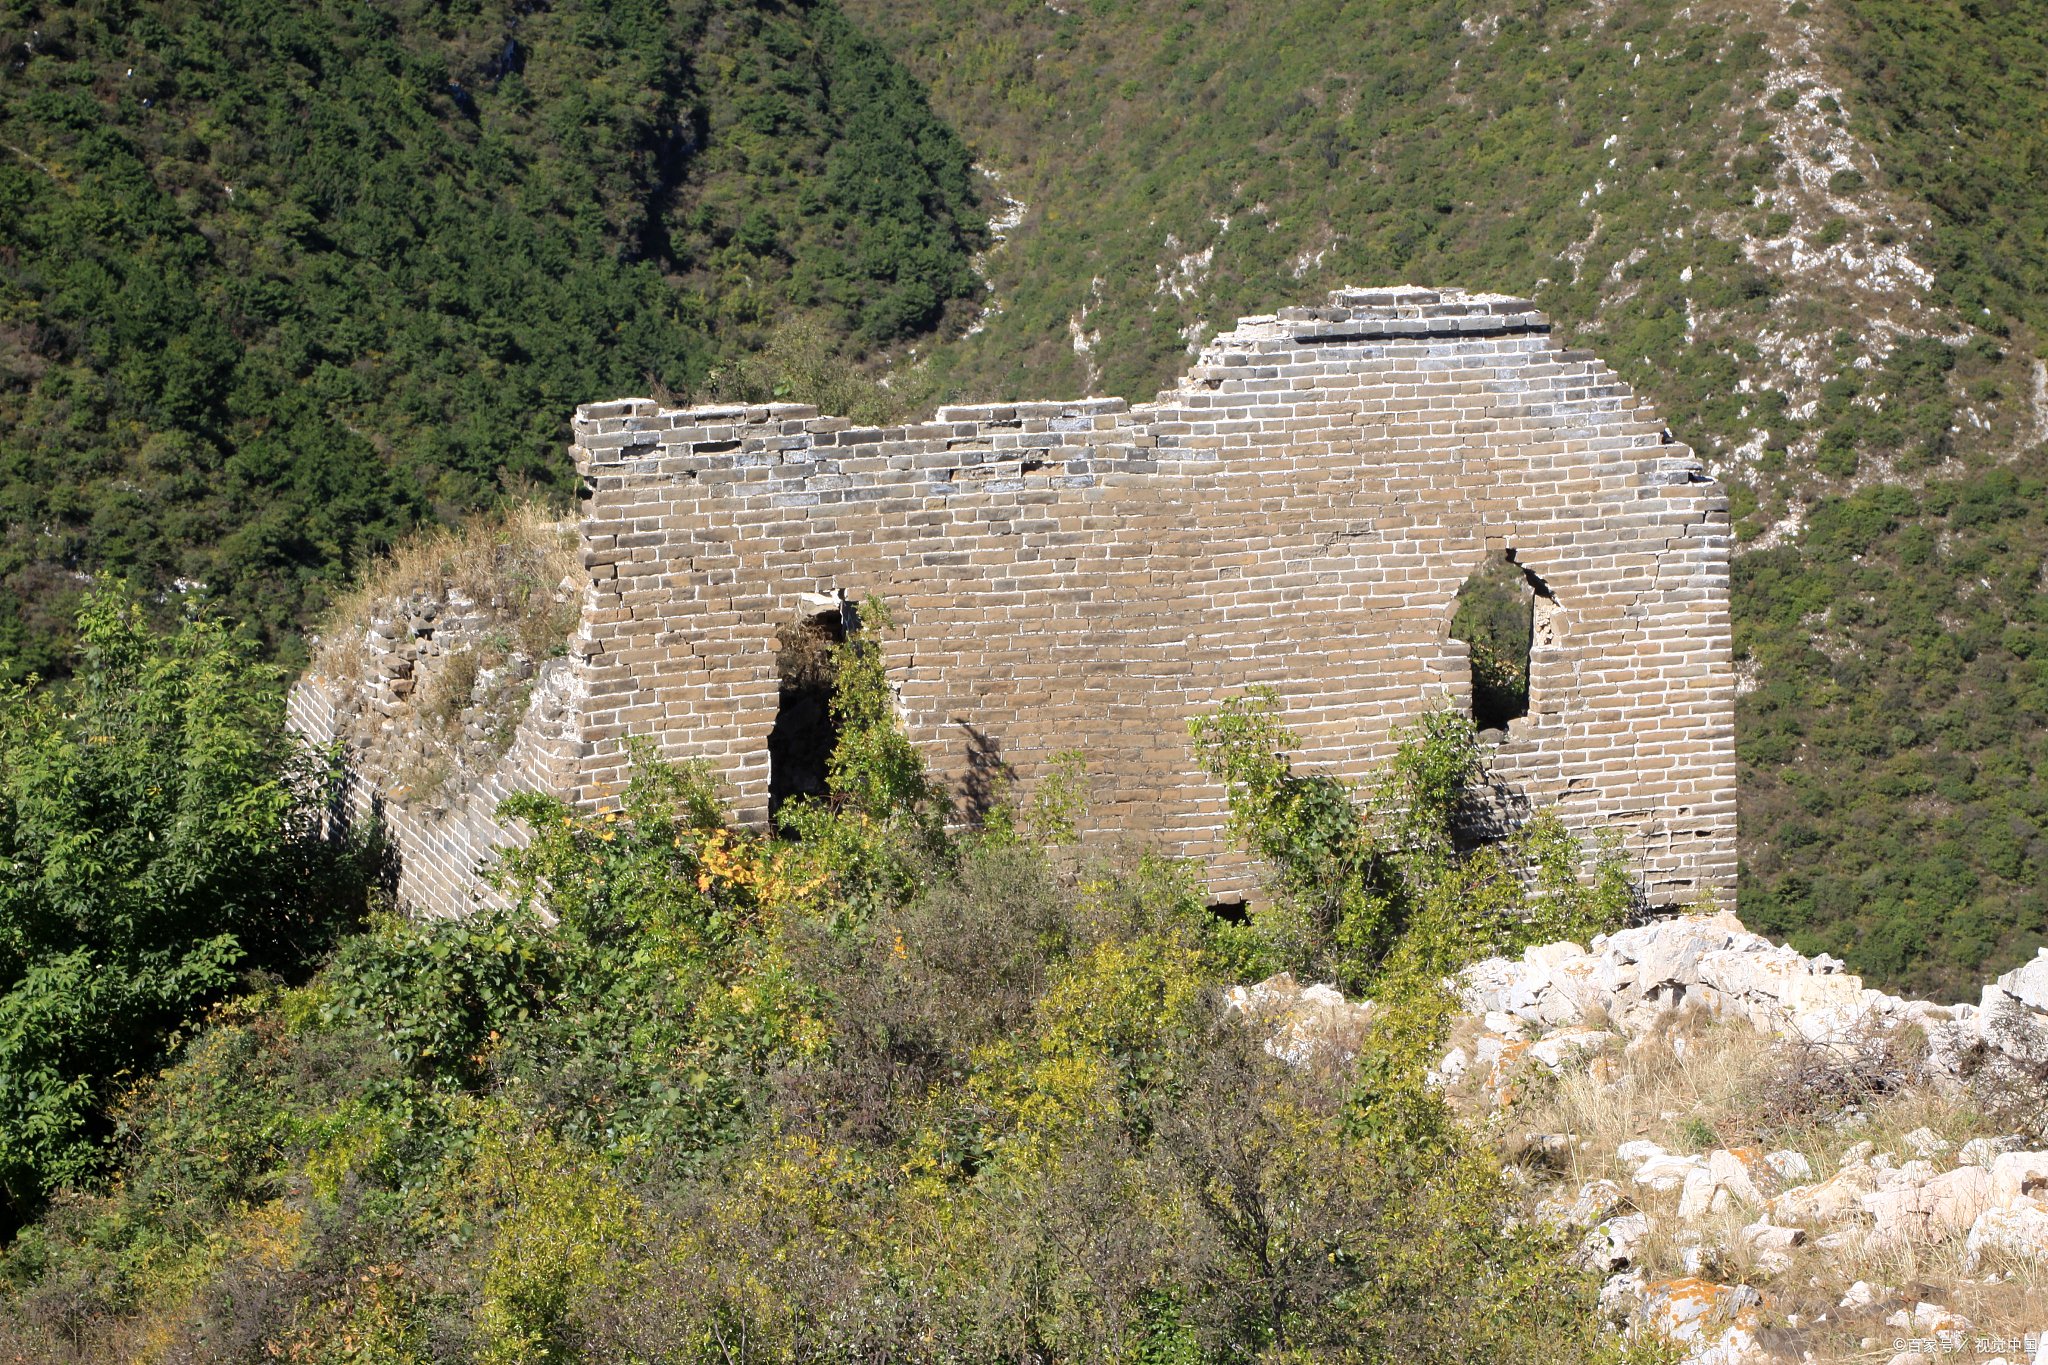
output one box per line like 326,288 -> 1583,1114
1456,956 -> 1523,1015
1771,1161 -> 1880,1225
1736,1221 -> 1805,1252
1536,1178 -> 1626,1231
1577,1212 -> 1651,1272
1989,1150 -> 2048,1208
1958,1135 -> 2026,1168
1901,1126 -> 1951,1158
1223,973 -> 1373,1070
1599,1267 -> 1648,1321
1763,1150 -> 1812,1182
1634,1277 -> 1769,1364
1996,946 -> 2048,1012
1678,1148 -> 1767,1220
1634,1151 -> 1706,1194
1860,1166 -> 1989,1247
1528,1026 -> 1616,1071
1962,1196 -> 2048,1273
1838,1280 -> 1895,1309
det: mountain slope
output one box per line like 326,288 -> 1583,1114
842,0 -> 2048,996
0,0 -> 982,675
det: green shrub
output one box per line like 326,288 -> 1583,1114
0,590 -> 370,1227
1187,688 -> 1633,998
1816,427 -> 1860,478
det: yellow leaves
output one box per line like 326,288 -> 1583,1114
1032,934 -> 1207,1059
262,1259 -> 429,1365
784,1002 -> 831,1061
302,1099 -> 397,1202
692,826 -> 826,910
466,1106 -> 642,1365
972,931 -> 1209,1169
734,1132 -> 880,1241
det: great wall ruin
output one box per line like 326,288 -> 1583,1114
288,286 -> 1738,917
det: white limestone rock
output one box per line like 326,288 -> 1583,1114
1223,973 -> 1373,1070
1633,1150 -> 1706,1193
1996,946 -> 2048,1012
1763,1150 -> 1812,1182
1963,1197 -> 2048,1273
1578,1212 -> 1651,1272
1678,1149 -> 1767,1221
1528,1026 -> 1616,1071
1990,1150 -> 2048,1208
1959,1135 -> 2027,1168
1536,1178 -> 1626,1231
1902,1126 -> 1951,1159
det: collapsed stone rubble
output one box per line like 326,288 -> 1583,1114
1229,912 -> 2048,1365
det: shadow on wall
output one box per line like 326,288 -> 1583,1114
956,721 -> 1016,822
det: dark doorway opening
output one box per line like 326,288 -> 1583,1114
1449,551 -> 1534,732
1207,898 -> 1251,926
768,611 -> 845,819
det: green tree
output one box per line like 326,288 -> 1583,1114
0,589 -> 367,1225
1187,688 -> 1633,1001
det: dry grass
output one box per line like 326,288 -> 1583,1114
308,502 -> 583,806
1505,1014 -> 2046,1363
313,501 -> 581,681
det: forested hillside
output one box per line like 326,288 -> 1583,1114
836,0 -> 2048,996
0,0 -> 982,676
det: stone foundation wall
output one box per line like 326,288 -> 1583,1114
290,285 -> 1738,916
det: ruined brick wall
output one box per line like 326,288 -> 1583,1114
290,286 -> 1737,916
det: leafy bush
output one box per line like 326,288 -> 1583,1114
0,590 -> 371,1227
1187,687 -> 1634,998
0,601 -> 1650,1361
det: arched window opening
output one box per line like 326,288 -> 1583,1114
768,609 -> 846,818
1449,551 -> 1534,732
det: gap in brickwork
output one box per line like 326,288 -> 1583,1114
768,611 -> 846,820
1207,898 -> 1251,926
1449,550 -> 1535,734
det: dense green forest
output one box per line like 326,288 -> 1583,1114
0,0 -> 982,676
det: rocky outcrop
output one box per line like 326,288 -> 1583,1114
1468,913 -> 1921,1038
1452,912 -> 2048,1079
1222,972 -> 1374,1073
1230,912 -> 2048,1365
